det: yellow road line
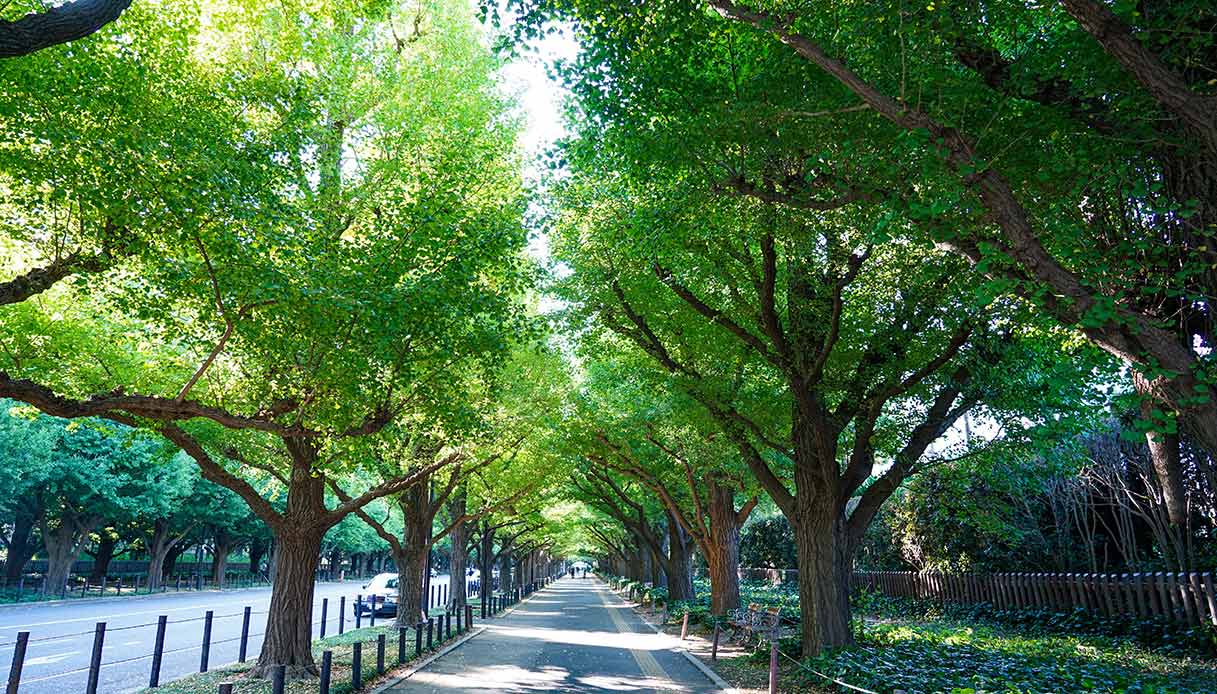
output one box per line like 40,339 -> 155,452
595,585 -> 672,683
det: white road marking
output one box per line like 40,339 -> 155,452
22,651 -> 76,667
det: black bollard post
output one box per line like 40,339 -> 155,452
320,650 -> 333,694
238,606 -> 251,662
398,627 -> 407,664
466,604 -> 473,631
320,598 -> 328,639
351,642 -> 362,691
426,618 -> 434,650
272,665 -> 285,694
7,631 -> 29,694
85,622 -> 106,694
456,607 -> 462,634
446,612 -> 451,639
355,595 -> 363,629
376,634 -> 385,674
339,596 -> 346,634
218,684 -> 232,694
200,610 -> 214,672
415,622 -> 423,656
712,622 -> 721,661
370,597 -> 376,628
149,615 -> 167,687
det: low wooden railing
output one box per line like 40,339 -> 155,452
852,570 -> 1217,626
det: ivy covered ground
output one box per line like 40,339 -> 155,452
639,578 -> 1217,694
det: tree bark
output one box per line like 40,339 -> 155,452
40,512 -> 100,590
250,539 -> 268,575
705,483 -> 744,613
662,515 -> 693,601
0,0 -> 132,59
88,531 -> 117,582
2,500 -> 42,581
791,499 -> 853,654
210,531 -> 235,588
395,480 -> 432,626
1135,372 -> 1190,527
255,530 -> 323,678
447,491 -> 468,609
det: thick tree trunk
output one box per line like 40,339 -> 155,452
144,519 -> 180,591
254,531 -> 323,678
163,542 -> 187,578
211,535 -> 234,588
3,501 -> 41,581
40,513 -> 99,591
666,516 -> 696,601
250,539 -> 268,575
447,492 -> 468,609
791,500 -> 853,656
1135,373 -> 1190,528
350,553 -> 363,578
88,531 -> 117,582
705,482 -> 744,614
395,481 -> 432,626
479,529 -> 494,609
500,551 -> 513,595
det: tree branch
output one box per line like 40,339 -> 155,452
0,0 -> 132,59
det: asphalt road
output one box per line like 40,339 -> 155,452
0,575 -> 460,694
386,578 -> 721,693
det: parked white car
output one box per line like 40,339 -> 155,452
357,572 -> 400,617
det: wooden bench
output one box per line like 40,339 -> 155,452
726,603 -> 782,644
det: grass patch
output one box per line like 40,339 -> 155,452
137,619 -> 466,694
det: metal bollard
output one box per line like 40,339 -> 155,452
446,612 -> 451,639
398,626 -> 407,663
320,598 -> 328,639
218,684 -> 232,694
466,604 -> 473,631
356,595 -> 363,629
272,665 -> 286,694
456,607 -> 462,633
149,616 -> 168,687
415,622 -> 423,656
200,610 -> 214,672
370,597 -> 376,627
426,618 -> 434,650
352,642 -> 362,690
7,631 -> 29,694
377,634 -> 385,674
85,622 -> 106,694
239,607 -> 251,662
320,650 -> 333,694
339,596 -> 346,634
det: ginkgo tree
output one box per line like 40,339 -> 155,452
0,0 -> 531,679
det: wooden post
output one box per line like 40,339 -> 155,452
271,665 -> 285,694
200,610 -> 213,672
320,650 -> 332,694
711,622 -> 721,661
680,612 -> 689,640
767,639 -> 778,694
1202,572 -> 1217,626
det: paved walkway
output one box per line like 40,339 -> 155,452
385,578 -> 722,693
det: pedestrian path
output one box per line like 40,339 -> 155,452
385,577 -> 723,693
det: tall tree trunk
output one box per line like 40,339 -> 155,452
163,541 -> 187,579
665,516 -> 696,601
88,530 -> 117,582
211,532 -> 234,588
254,529 -> 323,678
249,539 -> 268,575
791,498 -> 853,654
1135,373 -> 1190,528
395,481 -> 431,626
705,481 -> 744,614
3,500 -> 41,581
790,410 -> 853,655
40,512 -> 99,591
447,490 -> 468,609
479,525 -> 494,610
144,519 -> 185,591
500,550 -> 513,595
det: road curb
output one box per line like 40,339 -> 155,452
609,586 -> 741,694
367,625 -> 487,692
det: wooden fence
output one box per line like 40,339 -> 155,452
852,570 -> 1217,627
